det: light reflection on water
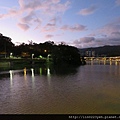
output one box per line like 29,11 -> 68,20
0,64 -> 120,114
87,60 -> 120,66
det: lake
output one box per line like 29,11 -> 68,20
0,62 -> 120,114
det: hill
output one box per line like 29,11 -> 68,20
79,45 -> 120,57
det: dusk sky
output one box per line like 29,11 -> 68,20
0,0 -> 120,48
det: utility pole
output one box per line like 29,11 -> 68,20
5,42 -> 6,58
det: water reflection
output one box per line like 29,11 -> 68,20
47,68 -> 51,86
47,68 -> 51,76
87,60 -> 120,65
115,61 -> 118,65
24,67 -> 27,80
40,68 -> 42,76
31,68 -> 35,89
0,71 -> 10,79
104,60 -> 106,65
9,70 -> 13,87
0,64 -> 120,114
24,68 -> 27,75
31,68 -> 34,77
9,70 -> 13,80
0,65 -> 79,94
110,61 -> 112,65
52,64 -> 79,76
0,64 -> 78,79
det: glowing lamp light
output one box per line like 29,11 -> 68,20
32,54 -> 34,59
39,55 -> 43,58
10,53 -> 13,56
44,50 -> 47,52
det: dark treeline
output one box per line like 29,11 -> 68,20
0,33 -> 85,65
0,33 -> 14,54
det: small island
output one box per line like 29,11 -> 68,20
0,33 -> 86,66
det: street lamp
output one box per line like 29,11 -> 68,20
10,53 -> 13,58
32,54 -> 34,59
47,54 -> 51,62
10,53 -> 13,56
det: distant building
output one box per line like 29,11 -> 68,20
92,51 -> 95,57
86,50 -> 95,57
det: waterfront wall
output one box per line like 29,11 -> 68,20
0,58 -> 47,67
0,62 -> 10,67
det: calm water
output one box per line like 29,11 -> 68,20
0,63 -> 120,114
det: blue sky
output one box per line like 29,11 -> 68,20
0,0 -> 120,48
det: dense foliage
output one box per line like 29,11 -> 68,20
0,33 -> 83,65
52,44 -> 81,65
0,34 -> 14,55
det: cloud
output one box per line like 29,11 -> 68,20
110,31 -> 120,40
0,0 -> 71,31
19,0 -> 41,11
50,18 -> 57,24
45,34 -> 54,38
73,37 -> 96,48
17,23 -> 30,31
41,23 -> 57,32
0,14 -> 4,18
20,12 -> 34,24
73,32 -> 120,48
47,23 -> 56,27
53,1 -> 70,13
19,0 -> 25,9
115,0 -> 120,6
89,17 -> 120,37
94,20 -> 120,42
80,37 -> 95,43
50,17 -> 61,24
111,32 -> 120,35
0,8 -> 20,19
61,24 -> 87,32
38,16 -> 61,32
18,11 -> 42,30
78,5 -> 97,16
99,24 -> 120,35
18,0 -> 70,15
51,0 -> 60,4
73,37 -> 106,48
72,17 -> 120,48
34,18 -> 42,29
74,37 -> 95,45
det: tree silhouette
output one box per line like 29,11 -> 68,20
0,33 -> 14,57
0,33 -> 84,65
